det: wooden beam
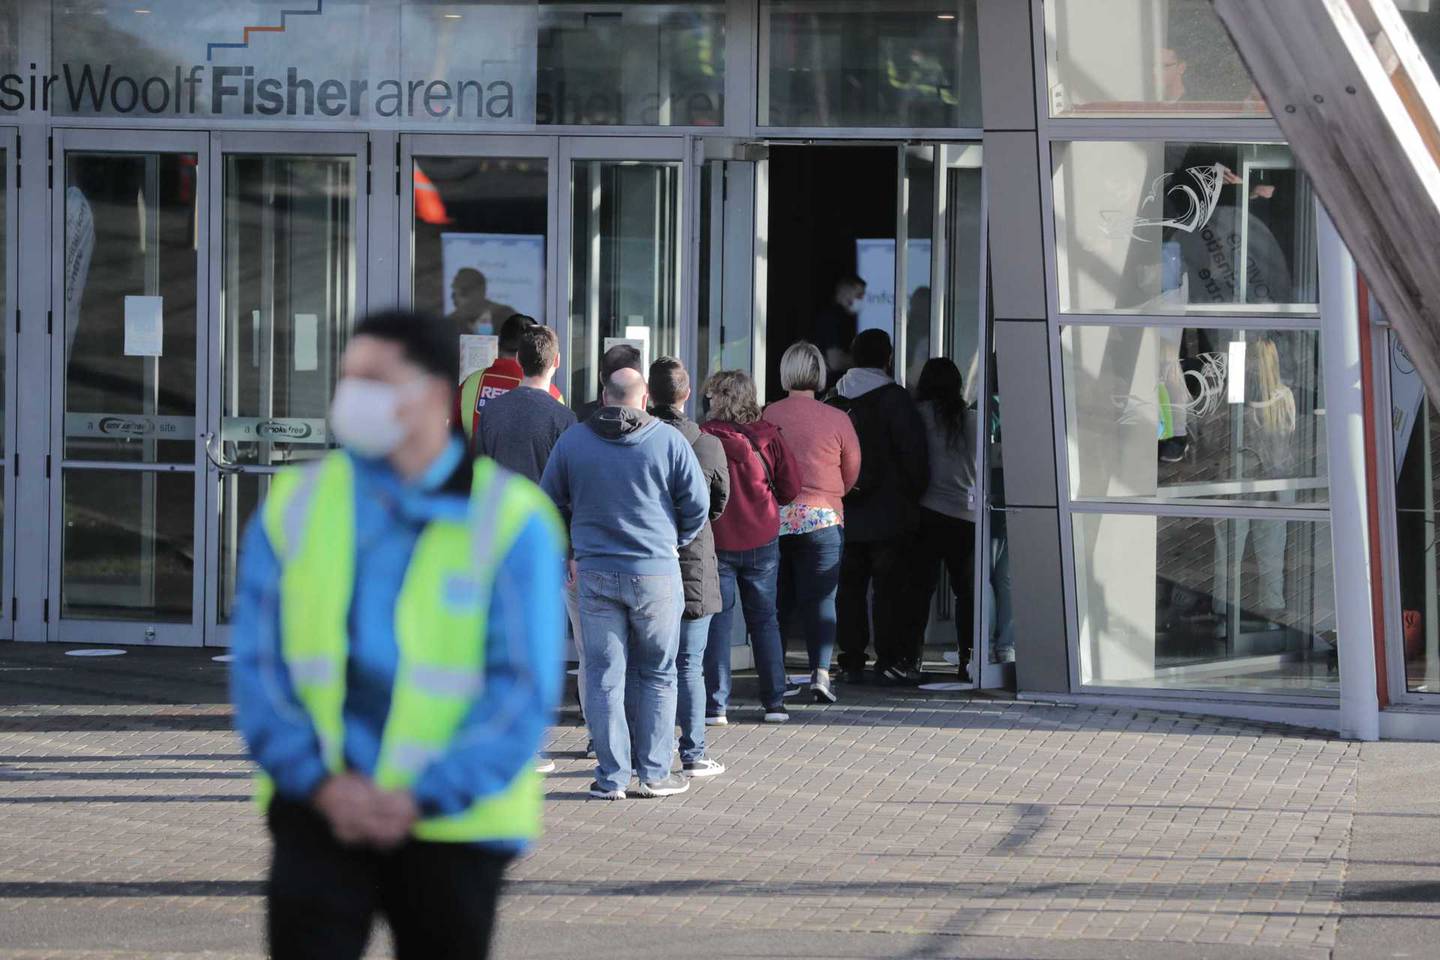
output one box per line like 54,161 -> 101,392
1210,0 -> 1440,405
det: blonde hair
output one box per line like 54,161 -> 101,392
704,369 -> 762,424
779,341 -> 826,393
1248,339 -> 1296,436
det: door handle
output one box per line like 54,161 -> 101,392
202,432 -> 243,475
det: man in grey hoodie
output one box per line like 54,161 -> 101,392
540,368 -> 709,800
825,330 -> 930,686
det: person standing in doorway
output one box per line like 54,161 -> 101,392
231,310 -> 565,960
702,370 -> 802,724
541,368 -> 709,799
648,357 -> 730,777
447,267 -> 517,337
905,357 -> 979,682
764,341 -> 861,704
827,329 -> 929,686
457,314 -> 564,449
814,275 -> 865,391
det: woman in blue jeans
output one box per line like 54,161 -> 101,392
764,343 -> 862,703
701,370 -> 802,723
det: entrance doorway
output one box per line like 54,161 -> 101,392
700,138 -> 1010,688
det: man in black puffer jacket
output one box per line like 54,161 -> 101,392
827,330 -> 929,686
648,357 -> 730,777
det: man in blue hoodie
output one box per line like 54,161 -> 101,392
541,367 -> 709,800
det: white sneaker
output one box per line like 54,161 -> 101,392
705,714 -> 728,726
683,757 -> 725,778
535,758 -> 557,774
634,773 -> 691,798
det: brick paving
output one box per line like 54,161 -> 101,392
0,646 -> 1370,957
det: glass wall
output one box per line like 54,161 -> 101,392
538,1 -> 725,125
759,0 -> 981,128
1052,140 -> 1318,315
1046,8 -> 1341,699
1045,0 -> 1265,118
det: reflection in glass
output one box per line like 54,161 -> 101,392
901,146 -> 934,388
941,150 -> 984,404
223,155 -> 356,467
412,156 -> 548,346
219,473 -> 267,624
1061,326 -> 1328,506
538,1 -> 725,126
1052,141 -> 1319,315
64,152 -> 199,464
1075,512 -> 1338,696
1390,332 -> 1440,694
985,344 -> 1013,665
760,0 -> 981,128
62,470 -> 194,622
1045,0 -> 1266,118
568,160 -> 681,410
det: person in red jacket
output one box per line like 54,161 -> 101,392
455,314 -> 563,448
700,370 -> 801,724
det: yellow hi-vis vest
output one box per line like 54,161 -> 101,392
254,451 -> 558,843
459,371 -> 485,444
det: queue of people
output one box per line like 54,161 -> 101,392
227,307 -> 982,959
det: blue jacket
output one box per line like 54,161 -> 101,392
540,406 -> 708,575
229,439 -> 565,854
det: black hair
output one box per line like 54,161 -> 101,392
600,343 -> 644,380
498,313 -> 538,356
517,324 -> 559,378
837,274 -> 866,291
351,309 -> 458,384
648,356 -> 690,410
850,328 -> 893,370
916,357 -> 965,448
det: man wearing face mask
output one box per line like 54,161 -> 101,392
230,310 -> 565,960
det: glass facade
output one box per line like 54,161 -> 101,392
1045,0 -> 1265,118
1051,141 -> 1318,316
759,0 -> 981,128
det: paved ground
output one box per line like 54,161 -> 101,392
0,644 -> 1438,959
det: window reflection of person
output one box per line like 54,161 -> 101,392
1211,338 -> 1297,636
447,268 -> 517,338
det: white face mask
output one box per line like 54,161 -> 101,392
329,377 -> 417,459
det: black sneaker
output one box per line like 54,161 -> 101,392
840,667 -> 866,685
876,664 -> 918,687
588,781 -> 626,800
633,773 -> 690,798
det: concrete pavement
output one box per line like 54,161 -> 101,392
0,644 -> 1436,959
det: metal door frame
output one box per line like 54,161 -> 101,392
0,128 -> 17,642
202,130 -> 370,648
47,128 -> 211,646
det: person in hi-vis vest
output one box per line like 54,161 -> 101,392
230,310 -> 565,960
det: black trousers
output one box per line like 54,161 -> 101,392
902,508 -> 977,670
267,799 -> 512,960
835,537 -> 909,672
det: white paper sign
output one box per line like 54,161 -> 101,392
294,314 -> 319,372
123,296 -> 164,357
441,233 -> 547,330
604,335 -> 649,375
460,334 -> 500,383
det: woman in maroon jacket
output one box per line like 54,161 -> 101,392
701,370 -> 802,723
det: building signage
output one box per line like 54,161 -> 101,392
11,1 -> 537,125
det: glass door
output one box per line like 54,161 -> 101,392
401,134 -> 558,390
561,138 -> 685,412
202,132 -> 366,646
697,139 -> 764,399
49,130 -> 209,644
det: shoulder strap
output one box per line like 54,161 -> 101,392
743,431 -> 777,497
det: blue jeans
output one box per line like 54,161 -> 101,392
778,525 -> 843,672
705,539 -> 787,715
578,569 -> 683,791
675,615 -> 713,764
